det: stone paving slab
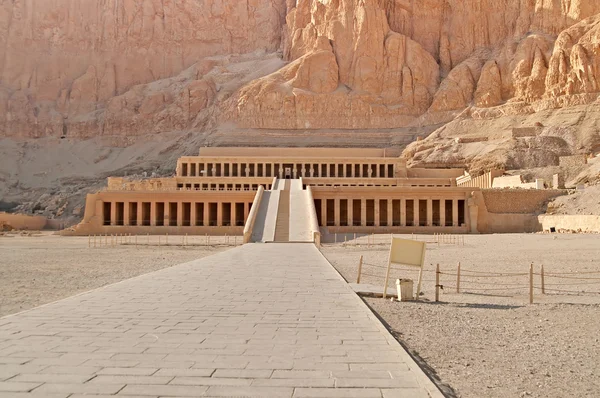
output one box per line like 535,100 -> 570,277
0,243 -> 442,397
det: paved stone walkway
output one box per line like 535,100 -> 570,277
0,244 -> 442,398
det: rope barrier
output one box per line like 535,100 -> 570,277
452,281 -> 527,287
439,271 -> 528,278
441,285 -> 524,292
459,268 -> 529,276
542,271 -> 600,276
543,281 -> 600,286
535,274 -> 600,281
356,256 -> 600,301
543,288 -> 600,295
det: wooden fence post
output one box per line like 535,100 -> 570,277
457,262 -> 461,293
541,264 -> 545,294
357,255 -> 364,284
435,263 -> 440,302
529,263 -> 534,304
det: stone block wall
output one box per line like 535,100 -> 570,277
559,154 -> 588,169
0,213 -> 48,230
511,127 -> 541,138
538,215 -> 600,233
481,189 -> 565,214
107,177 -> 176,191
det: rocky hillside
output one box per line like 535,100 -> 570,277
1,0 -> 599,218
1,0 -> 599,138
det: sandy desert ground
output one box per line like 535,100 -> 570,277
322,233 -> 600,398
0,232 -> 233,317
1,232 -> 599,398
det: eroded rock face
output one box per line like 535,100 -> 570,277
2,0 -> 600,136
546,14 -> 600,98
474,61 -> 503,108
234,0 -> 600,129
0,0 -> 287,138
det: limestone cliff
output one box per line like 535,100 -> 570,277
0,0 -> 287,138
234,0 -> 600,131
1,0 -> 600,158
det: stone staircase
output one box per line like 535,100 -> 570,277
274,180 -> 291,242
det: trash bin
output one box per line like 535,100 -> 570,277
396,279 -> 414,301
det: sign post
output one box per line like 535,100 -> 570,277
382,237 -> 427,300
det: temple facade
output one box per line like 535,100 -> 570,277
68,147 -> 563,241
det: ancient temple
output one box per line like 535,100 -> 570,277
68,147 -> 562,240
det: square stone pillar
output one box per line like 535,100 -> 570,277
347,199 -> 353,227
137,202 -> 143,227
361,199 -> 367,227
387,200 -> 393,227
321,200 -> 327,227
400,199 -> 406,227
177,202 -> 184,226
204,203 -> 210,227
150,202 -> 157,226
413,199 -> 419,227
217,202 -> 223,227
440,200 -> 446,227
190,203 -> 197,227
427,199 -> 433,227
453,199 -> 459,227
334,199 -> 340,227
374,199 -> 380,227
231,203 -> 237,227
123,202 -> 130,226
110,202 -> 117,226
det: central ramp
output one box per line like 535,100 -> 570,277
250,178 -> 316,243
0,244 -> 441,397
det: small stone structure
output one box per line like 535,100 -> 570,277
0,212 -> 48,230
559,154 -> 588,169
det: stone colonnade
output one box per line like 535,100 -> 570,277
314,197 -> 466,228
177,183 -> 267,191
179,161 -> 396,179
102,200 -> 254,228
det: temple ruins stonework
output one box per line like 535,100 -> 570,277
67,147 -> 566,240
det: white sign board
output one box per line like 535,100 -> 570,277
383,237 -> 426,299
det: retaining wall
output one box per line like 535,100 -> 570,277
538,215 -> 600,233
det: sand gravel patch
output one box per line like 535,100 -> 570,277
322,233 -> 600,398
0,232 -> 231,317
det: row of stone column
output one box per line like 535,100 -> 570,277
318,198 -> 465,228
178,183 -> 266,191
104,201 -> 252,228
180,162 -> 395,178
